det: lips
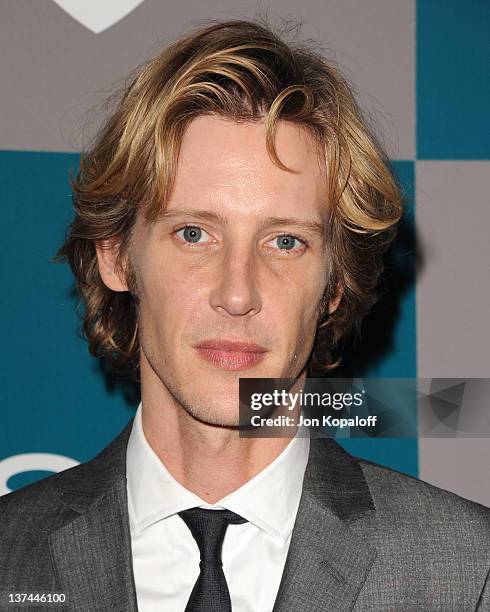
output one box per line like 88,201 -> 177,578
194,339 -> 267,371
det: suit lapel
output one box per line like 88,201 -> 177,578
49,421 -> 138,611
273,436 -> 377,612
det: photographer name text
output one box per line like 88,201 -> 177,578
250,414 -> 378,428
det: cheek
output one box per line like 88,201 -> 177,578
137,261 -> 207,331
270,276 -> 325,337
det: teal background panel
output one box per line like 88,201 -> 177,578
417,0 -> 490,159
0,150 -> 135,466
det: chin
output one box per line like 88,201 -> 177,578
186,404 -> 241,428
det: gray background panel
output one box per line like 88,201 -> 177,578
0,0 -> 414,158
416,161 -> 490,378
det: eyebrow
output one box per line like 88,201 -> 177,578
158,209 -> 326,236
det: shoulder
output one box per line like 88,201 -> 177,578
1,468 -> 62,513
349,459 -> 490,609
0,418 -> 132,532
0,461 -> 88,533
358,458 -> 490,543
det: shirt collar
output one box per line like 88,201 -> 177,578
126,402 -> 310,541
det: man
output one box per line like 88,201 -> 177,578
1,19 -> 488,612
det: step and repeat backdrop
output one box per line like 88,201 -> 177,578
1,1 -> 488,505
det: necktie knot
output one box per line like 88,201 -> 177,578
178,508 -> 247,565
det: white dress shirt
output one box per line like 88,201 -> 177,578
126,402 -> 310,612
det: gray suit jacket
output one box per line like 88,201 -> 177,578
1,419 -> 489,611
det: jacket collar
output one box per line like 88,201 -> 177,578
57,419 -> 133,513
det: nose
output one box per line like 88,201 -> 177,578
209,244 -> 262,318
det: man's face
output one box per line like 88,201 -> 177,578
122,116 -> 338,425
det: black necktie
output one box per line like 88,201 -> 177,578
178,508 -> 247,612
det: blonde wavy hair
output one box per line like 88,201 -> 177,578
55,18 -> 403,380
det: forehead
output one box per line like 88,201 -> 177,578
166,115 -> 327,218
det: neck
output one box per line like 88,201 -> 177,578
140,363 -> 305,504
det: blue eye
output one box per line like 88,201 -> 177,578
176,226 -> 209,244
273,234 -> 305,251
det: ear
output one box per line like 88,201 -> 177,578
327,283 -> 343,315
95,238 -> 129,292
